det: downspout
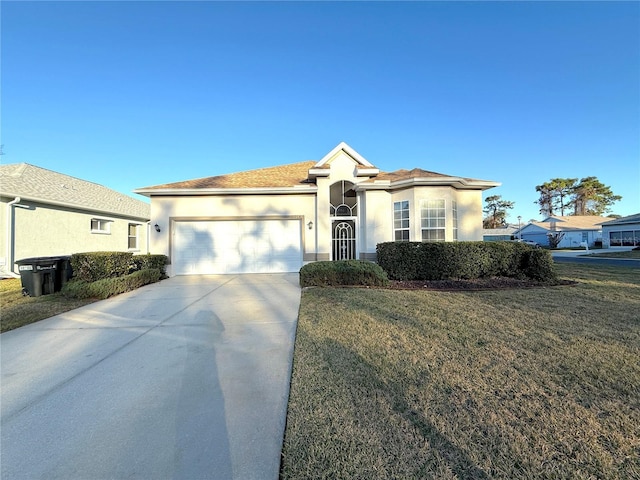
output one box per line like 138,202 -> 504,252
5,197 -> 21,277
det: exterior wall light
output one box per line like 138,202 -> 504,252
154,224 -> 161,233
307,221 -> 313,230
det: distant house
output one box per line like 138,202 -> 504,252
135,142 -> 500,276
599,213 -> 640,247
483,225 -> 519,242
515,215 -> 614,248
1,163 -> 150,276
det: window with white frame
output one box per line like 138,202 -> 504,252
420,199 -> 445,242
452,199 -> 458,241
394,201 -> 410,241
128,224 -> 139,249
91,218 -> 111,234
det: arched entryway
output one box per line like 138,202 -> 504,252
330,181 -> 357,260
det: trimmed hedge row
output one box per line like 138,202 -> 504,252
70,252 -> 132,282
300,260 -> 389,287
62,268 -> 162,299
131,254 -> 168,278
70,252 -> 168,282
376,241 -> 556,282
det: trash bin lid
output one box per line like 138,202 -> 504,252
16,255 -> 70,263
16,256 -> 60,266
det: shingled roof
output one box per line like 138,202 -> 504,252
368,168 -> 451,182
138,161 -> 317,190
599,213 -> 640,226
136,162 -> 498,193
531,216 -> 616,231
1,163 -> 150,220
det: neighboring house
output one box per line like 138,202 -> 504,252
599,213 -> 640,247
134,142 -> 500,276
1,163 -> 151,276
515,215 -> 614,248
483,225 -> 519,242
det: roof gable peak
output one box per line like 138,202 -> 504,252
313,142 -> 376,168
308,142 -> 380,179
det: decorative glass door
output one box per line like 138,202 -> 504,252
332,220 -> 356,260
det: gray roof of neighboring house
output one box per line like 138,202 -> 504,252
520,215 -> 615,232
482,225 -> 519,236
599,213 -> 640,226
0,163 -> 150,220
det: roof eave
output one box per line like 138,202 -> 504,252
307,168 -> 330,179
3,192 -> 150,221
134,186 -> 319,196
356,168 -> 380,177
356,178 -> 501,191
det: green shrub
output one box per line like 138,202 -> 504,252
70,252 -> 133,282
374,242 -> 423,281
62,268 -> 162,299
300,260 -> 389,287
377,241 -> 556,282
521,249 -> 558,282
480,241 -> 532,278
131,254 -> 168,277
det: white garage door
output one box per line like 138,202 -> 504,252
173,219 -> 302,275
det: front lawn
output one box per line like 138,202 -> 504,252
281,263 -> 640,479
0,278 -> 96,333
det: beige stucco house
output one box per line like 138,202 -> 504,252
135,143 -> 499,276
1,163 -> 150,276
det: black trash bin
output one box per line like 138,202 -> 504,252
55,256 -> 73,289
16,256 -> 72,297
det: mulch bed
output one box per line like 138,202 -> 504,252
387,277 -> 578,291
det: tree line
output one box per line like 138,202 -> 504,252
483,176 -> 622,229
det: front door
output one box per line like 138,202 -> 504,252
332,220 -> 356,260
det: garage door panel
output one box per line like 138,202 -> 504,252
173,220 -> 302,275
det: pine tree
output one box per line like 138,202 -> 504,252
483,195 -> 515,228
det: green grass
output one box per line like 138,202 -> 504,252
281,263 -> 640,479
0,278 -> 96,333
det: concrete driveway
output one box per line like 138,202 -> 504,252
1,273 -> 301,480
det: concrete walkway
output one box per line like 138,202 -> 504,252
1,273 -> 301,480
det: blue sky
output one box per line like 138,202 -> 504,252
2,1 -> 638,223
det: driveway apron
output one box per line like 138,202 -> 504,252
1,273 -> 301,480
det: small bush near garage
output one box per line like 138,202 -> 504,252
70,252 -> 134,282
131,254 -> 168,278
300,260 -> 390,287
376,241 -> 557,282
70,252 -> 169,282
62,268 -> 162,300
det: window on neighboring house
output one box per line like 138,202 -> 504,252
452,200 -> 458,241
91,218 -> 111,234
394,201 -> 410,241
128,224 -> 139,250
609,231 -> 622,246
420,199 -> 446,242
